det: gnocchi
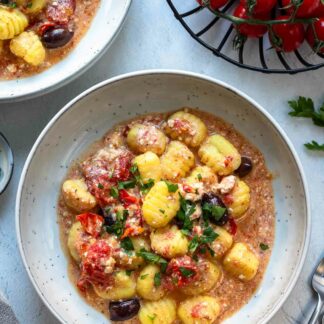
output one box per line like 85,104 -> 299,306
67,221 -> 89,262
0,7 -> 28,40
136,264 -> 166,301
209,226 -> 233,260
160,141 -> 195,180
142,181 -> 180,228
227,180 -> 251,218
165,110 -> 207,147
62,178 -> 97,212
178,296 -> 221,324
150,225 -> 189,259
139,298 -> 177,324
127,124 -> 167,156
223,243 -> 260,281
93,271 -> 136,300
198,135 -> 241,176
133,151 -> 162,184
186,165 -> 218,186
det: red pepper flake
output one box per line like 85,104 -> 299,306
76,213 -> 104,238
223,194 -> 234,205
228,218 -> 237,236
183,184 -> 194,193
224,156 -> 233,167
119,189 -> 139,207
191,303 -> 206,319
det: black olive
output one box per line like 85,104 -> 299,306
173,218 -> 184,229
109,299 -> 140,321
201,193 -> 229,226
235,156 -> 253,178
42,26 -> 74,49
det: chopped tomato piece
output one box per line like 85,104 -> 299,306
223,194 -> 234,205
165,256 -> 199,289
119,189 -> 139,207
110,153 -> 132,182
77,240 -> 115,291
228,218 -> 237,235
76,213 -> 104,238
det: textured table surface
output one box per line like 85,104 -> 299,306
0,1 -> 323,323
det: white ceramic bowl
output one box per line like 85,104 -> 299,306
0,0 -> 131,102
16,70 -> 310,324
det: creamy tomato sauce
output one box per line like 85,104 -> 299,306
0,0 -> 99,80
58,109 -> 275,323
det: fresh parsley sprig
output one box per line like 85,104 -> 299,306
136,249 -> 168,272
288,97 -> 324,151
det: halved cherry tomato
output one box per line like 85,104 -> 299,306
228,218 -> 238,235
306,18 -> 324,54
240,0 -> 277,15
314,3 -> 324,16
269,16 -> 305,52
197,0 -> 229,9
281,0 -> 320,18
46,0 -> 76,24
77,240 -> 114,291
76,213 -> 104,238
233,4 -> 268,38
165,256 -> 199,289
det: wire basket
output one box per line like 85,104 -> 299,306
167,0 -> 324,74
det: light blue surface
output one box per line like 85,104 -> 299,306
0,1 -> 323,323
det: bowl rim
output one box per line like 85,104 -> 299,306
15,69 -> 311,324
0,0 -> 132,103
0,132 -> 14,195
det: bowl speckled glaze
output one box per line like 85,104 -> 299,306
16,70 -> 310,324
0,0 -> 131,102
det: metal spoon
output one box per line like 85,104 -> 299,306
309,258 -> 324,324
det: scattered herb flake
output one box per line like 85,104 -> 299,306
110,186 -> 119,199
179,267 -> 195,278
125,269 -> 133,276
137,249 -> 168,273
140,178 -> 155,194
117,179 -> 137,190
159,209 -> 165,214
197,173 -> 202,181
260,243 -> 269,251
120,237 -> 134,251
176,195 -> 195,231
188,235 -> 200,253
304,141 -> 324,151
140,274 -> 149,280
164,181 -> 178,193
202,203 -> 226,221
154,272 -> 161,287
97,183 -> 104,189
147,314 -> 156,322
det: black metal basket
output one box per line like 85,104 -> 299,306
167,0 -> 324,74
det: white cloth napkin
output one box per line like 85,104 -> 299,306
0,293 -> 18,324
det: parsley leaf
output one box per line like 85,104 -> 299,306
120,237 -> 134,251
197,173 -> 202,181
140,178 -> 155,194
137,249 -> 168,273
125,269 -> 133,276
202,203 -> 226,222
140,274 -> 149,280
105,210 -> 128,237
188,235 -> 200,253
97,183 -> 104,189
305,141 -> 324,151
147,314 -> 156,322
110,187 -> 119,198
260,243 -> 269,251
288,97 -> 324,127
117,179 -> 137,190
164,181 -> 178,193
179,267 -> 195,278
176,195 -> 195,231
130,164 -> 138,175
154,272 -> 161,287
188,227 -> 218,254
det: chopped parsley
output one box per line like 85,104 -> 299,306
202,203 -> 226,222
147,314 -> 156,322
137,249 -> 168,273
260,243 -> 269,251
129,164 -> 154,193
164,181 -> 178,193
188,235 -> 200,253
117,179 -> 137,190
130,163 -> 139,175
304,141 -> 324,151
176,195 -> 195,231
120,237 -> 134,251
159,209 -> 165,214
97,183 -> 104,189
105,210 -> 128,237
197,173 -> 202,181
140,178 -> 155,194
140,274 -> 149,280
179,267 -> 195,278
154,272 -> 161,287
110,186 -> 119,199
188,227 -> 218,254
125,269 -> 133,276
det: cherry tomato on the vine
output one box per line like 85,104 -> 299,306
281,0 -> 320,18
233,4 -> 268,38
269,16 -> 305,52
240,0 -> 277,15
197,0 -> 229,9
314,2 -> 324,17
306,18 -> 324,54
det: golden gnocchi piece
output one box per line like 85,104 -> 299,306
10,31 -> 45,66
127,124 -> 167,156
223,243 -> 259,281
67,222 -> 88,262
133,151 -> 162,184
209,226 -> 233,260
136,264 -> 166,301
142,181 -> 180,228
186,165 -> 218,186
25,0 -> 47,14
177,296 -> 221,324
160,141 -> 195,181
139,298 -> 176,324
181,260 -> 222,295
0,7 -> 28,40
150,225 -> 188,259
115,250 -> 145,270
198,135 -> 241,176
227,180 -> 250,218
62,178 -> 97,212
93,271 -> 136,300
131,236 -> 151,252
165,110 -> 208,147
